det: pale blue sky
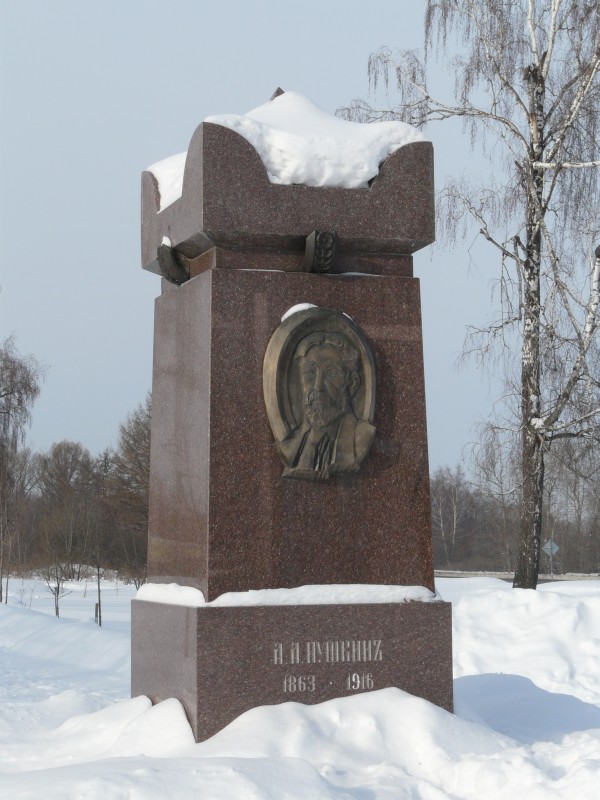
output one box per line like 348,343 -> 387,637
0,0 -> 497,469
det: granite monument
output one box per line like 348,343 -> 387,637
132,91 -> 453,741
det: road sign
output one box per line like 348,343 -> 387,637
542,540 -> 559,557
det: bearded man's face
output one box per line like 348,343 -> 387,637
300,344 -> 349,430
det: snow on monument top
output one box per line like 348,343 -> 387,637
148,91 -> 426,211
206,92 -> 426,188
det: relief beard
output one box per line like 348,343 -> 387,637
305,391 -> 347,430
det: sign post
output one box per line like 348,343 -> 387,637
542,539 -> 559,579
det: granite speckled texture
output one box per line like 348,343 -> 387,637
147,266 -> 434,599
141,122 -> 434,273
132,598 -> 453,742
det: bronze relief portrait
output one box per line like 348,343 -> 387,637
263,307 -> 376,480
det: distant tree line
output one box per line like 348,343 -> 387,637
431,435 -> 600,574
1,336 -> 149,603
0,396 -> 150,602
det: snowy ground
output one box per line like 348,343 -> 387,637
1,576 -> 599,799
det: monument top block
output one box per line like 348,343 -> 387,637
141,92 -> 435,275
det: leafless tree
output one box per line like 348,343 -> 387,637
544,436 -> 600,571
0,336 -> 43,453
37,441 -> 97,581
430,465 -> 473,567
342,0 -> 600,587
108,394 -> 151,586
472,428 -> 521,571
0,448 -> 39,601
39,557 -> 72,618
0,336 -> 43,600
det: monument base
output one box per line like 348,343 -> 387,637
132,598 -> 453,742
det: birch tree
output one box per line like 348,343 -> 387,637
344,0 -> 600,588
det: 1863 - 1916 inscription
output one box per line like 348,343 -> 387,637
272,638 -> 384,695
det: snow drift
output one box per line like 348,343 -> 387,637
1,577 -> 599,798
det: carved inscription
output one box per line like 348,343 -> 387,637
273,639 -> 383,666
273,639 -> 384,695
346,672 -> 374,691
283,675 -> 316,693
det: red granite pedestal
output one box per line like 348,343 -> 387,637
132,598 -> 453,742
